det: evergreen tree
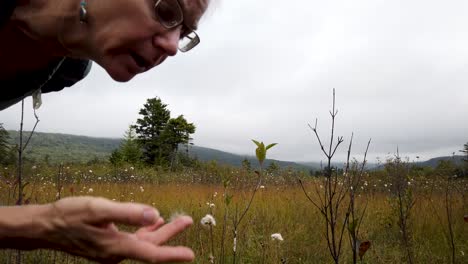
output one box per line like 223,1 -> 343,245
0,124 -> 14,165
162,115 -> 196,154
120,126 -> 142,165
109,149 -> 123,166
134,97 -> 171,165
133,97 -> 196,166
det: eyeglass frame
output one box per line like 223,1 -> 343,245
154,0 -> 201,52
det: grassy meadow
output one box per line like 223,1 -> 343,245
0,163 -> 467,264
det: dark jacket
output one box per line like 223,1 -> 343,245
0,0 -> 91,110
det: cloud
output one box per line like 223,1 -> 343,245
1,0 -> 467,162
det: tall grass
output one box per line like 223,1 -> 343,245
0,163 -> 466,263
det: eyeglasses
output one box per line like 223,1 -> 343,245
154,0 -> 200,52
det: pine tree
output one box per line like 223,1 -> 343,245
0,124 -> 14,165
120,126 -> 142,165
133,97 -> 196,166
133,97 -> 171,165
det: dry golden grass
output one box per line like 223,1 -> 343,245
0,165 -> 467,263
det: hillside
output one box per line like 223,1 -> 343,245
7,131 -> 121,163
417,155 -> 464,167
6,131 -> 464,170
6,131 -> 315,170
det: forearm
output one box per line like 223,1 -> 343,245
0,204 -> 53,250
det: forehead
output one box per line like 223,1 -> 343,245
179,0 -> 210,29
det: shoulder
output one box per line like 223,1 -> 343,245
42,58 -> 92,93
0,58 -> 92,111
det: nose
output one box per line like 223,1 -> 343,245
153,28 -> 180,56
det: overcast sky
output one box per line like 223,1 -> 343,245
1,0 -> 468,163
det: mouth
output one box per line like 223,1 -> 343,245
130,51 -> 152,71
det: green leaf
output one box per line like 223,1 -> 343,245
251,139 -> 261,147
265,143 -> 277,151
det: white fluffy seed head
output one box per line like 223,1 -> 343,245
169,211 -> 188,222
201,214 -> 216,227
271,233 -> 284,241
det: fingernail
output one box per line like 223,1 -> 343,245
143,208 -> 159,225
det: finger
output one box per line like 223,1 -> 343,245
117,241 -> 195,264
141,216 -> 193,245
86,198 -> 159,226
145,217 -> 166,231
136,217 -> 165,237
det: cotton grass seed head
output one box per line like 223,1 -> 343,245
271,233 -> 284,241
201,214 -> 216,227
169,211 -> 188,222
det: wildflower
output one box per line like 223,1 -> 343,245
384,184 -> 388,188
89,170 -> 93,173
407,181 -> 411,185
98,177 -> 102,180
271,233 -> 284,241
88,188 -> 93,193
213,192 -> 218,197
201,214 -> 216,227
259,185 -> 265,189
209,203 -> 215,208
32,165 -> 37,169
140,186 -> 145,192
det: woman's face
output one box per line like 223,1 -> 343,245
82,0 -> 209,82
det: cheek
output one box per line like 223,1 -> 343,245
91,19 -> 157,54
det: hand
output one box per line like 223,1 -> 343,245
41,196 -> 194,263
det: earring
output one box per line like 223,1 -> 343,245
79,0 -> 88,23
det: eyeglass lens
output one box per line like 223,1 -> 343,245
155,0 -> 200,52
155,0 -> 183,28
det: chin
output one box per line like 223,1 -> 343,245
105,65 -> 137,82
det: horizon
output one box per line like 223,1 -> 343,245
4,129 -> 465,164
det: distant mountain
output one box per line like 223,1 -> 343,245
185,145 -> 314,170
7,131 -> 121,163
417,155 -> 464,167
5,131 -> 316,170
6,131 -> 463,170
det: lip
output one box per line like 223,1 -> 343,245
130,52 -> 154,72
